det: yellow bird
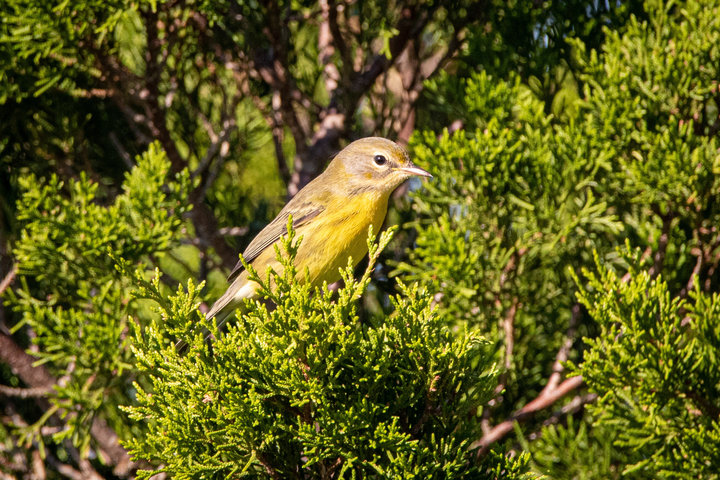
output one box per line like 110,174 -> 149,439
178,137 -> 430,350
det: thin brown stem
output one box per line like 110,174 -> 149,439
0,385 -> 52,398
474,303 -> 583,457
473,375 -> 586,457
649,214 -> 673,278
0,263 -> 17,296
503,298 -> 518,371
526,393 -> 599,442
0,333 -> 134,473
547,303 -> 581,392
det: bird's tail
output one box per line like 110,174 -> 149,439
175,280 -> 256,353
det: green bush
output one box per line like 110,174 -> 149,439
124,226 -> 523,478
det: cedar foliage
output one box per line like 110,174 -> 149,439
123,226 -> 515,478
5,144 -> 190,459
401,0 -> 720,477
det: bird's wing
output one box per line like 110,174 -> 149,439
227,199 -> 325,282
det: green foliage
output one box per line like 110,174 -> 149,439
419,0 -> 646,130
401,71 -> 622,424
6,142 -> 190,456
400,0 -> 720,474
573,0 -> 720,265
124,226 -> 522,478
558,12 -> 720,477
522,415 -> 630,480
570,249 -> 720,479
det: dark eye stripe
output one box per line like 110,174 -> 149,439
373,154 -> 387,166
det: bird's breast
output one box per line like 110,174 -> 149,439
294,191 -> 389,286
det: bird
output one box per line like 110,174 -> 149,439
177,137 -> 431,351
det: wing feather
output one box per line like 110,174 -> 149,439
227,201 -> 324,281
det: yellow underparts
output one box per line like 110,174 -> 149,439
247,189 -> 389,289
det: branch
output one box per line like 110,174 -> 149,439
474,303 -> 583,457
258,0 -> 312,151
679,249 -> 703,299
488,250 -> 527,396
649,214 -> 673,278
0,333 -> 134,474
319,0 -> 342,95
287,5 -> 441,194
108,132 -> 135,169
547,303 -> 581,392
472,375 -> 586,457
217,226 -> 249,237
325,0 -> 350,70
87,8 -> 253,271
46,456 -> 89,480
525,393 -> 599,442
502,298 -> 518,371
192,113 -> 237,201
0,263 -> 17,296
703,233 -> 720,291
0,334 -> 56,390
188,202 -> 239,269
395,27 -> 466,143
353,4 -> 438,96
226,59 -> 292,187
0,385 -> 52,398
141,7 -> 185,173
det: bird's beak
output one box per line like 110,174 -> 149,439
397,164 -> 433,178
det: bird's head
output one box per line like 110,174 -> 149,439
328,137 -> 431,195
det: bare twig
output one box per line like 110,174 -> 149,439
193,115 -> 237,201
46,456 -> 86,480
473,375 -> 586,457
0,385 -> 52,398
649,214 -> 673,278
526,393 -> 599,441
679,251 -> 704,299
488,250 -> 527,396
31,449 -> 46,480
474,303 -> 583,457
395,26 -> 466,143
326,0 -> 350,73
0,334 -> 56,391
108,132 -> 135,169
0,333 -> 134,474
190,202 -> 238,269
269,92 -> 292,186
547,303 -> 581,391
0,264 -> 18,296
217,226 -> 250,237
260,0 -> 312,150
227,59 -> 292,187
503,298 -> 518,371
319,0 -> 342,95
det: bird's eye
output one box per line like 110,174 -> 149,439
373,154 -> 387,166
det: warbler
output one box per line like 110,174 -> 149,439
178,137 -> 430,350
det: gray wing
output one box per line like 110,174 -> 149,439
227,200 -> 324,282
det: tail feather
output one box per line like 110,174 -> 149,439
175,279 -> 257,353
